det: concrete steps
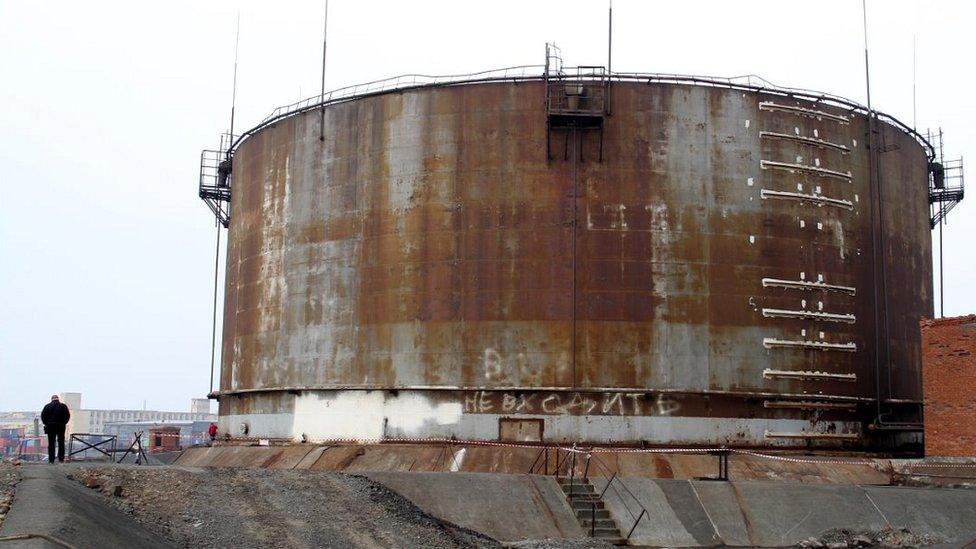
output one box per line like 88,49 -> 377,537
558,476 -> 626,545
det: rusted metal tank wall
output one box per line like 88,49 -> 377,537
218,81 -> 931,446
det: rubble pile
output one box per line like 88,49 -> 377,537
798,527 -> 940,548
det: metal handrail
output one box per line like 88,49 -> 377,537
523,447 -> 649,541
224,64 -> 935,162
589,453 -> 654,541
260,64 -> 546,126
527,446 -> 546,474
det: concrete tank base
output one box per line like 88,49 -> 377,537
174,445 -> 976,546
175,443 -> 893,484
217,388 -> 884,448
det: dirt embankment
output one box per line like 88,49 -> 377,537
0,460 -> 19,529
72,466 -> 499,548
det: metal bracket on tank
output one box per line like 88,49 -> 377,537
760,189 -> 854,211
762,278 -> 856,295
760,159 -> 853,181
759,131 -> 850,153
761,308 -> 856,324
762,338 -> 857,352
759,101 -> 849,124
763,368 -> 857,382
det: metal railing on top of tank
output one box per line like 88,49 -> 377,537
258,65 -> 547,126
232,65 -> 933,161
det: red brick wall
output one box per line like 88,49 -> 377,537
922,314 -> 976,456
148,427 -> 181,452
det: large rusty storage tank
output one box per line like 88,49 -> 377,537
214,71 -> 932,448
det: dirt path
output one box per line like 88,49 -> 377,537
73,465 -> 499,548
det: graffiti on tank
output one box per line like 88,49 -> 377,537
462,391 -> 680,416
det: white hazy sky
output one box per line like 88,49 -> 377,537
1,1 -> 972,412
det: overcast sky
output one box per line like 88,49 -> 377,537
1,0 -> 972,413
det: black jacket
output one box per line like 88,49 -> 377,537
41,401 -> 70,427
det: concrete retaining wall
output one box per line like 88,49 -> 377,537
364,472 -> 582,542
592,477 -> 976,547
173,446 -> 976,545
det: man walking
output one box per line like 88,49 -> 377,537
41,394 -> 70,463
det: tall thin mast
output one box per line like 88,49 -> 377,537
229,12 -> 240,151
212,13 -> 240,394
319,0 -> 329,141
606,0 -> 612,115
912,34 -> 917,130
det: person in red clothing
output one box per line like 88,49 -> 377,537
208,422 -> 218,443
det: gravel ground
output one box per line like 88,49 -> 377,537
71,465 -> 500,548
0,460 -> 19,529
796,526 -> 941,548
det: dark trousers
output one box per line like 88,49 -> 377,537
47,424 -> 66,463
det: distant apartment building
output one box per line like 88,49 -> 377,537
58,393 -> 215,435
1,394 -> 214,459
2,394 -> 215,437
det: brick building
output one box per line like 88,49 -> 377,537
922,314 -> 976,456
148,426 -> 182,452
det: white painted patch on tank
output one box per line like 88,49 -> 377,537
290,390 -> 463,442
292,391 -> 386,441
385,393 -> 463,433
